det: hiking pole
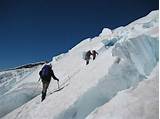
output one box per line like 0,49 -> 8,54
57,80 -> 60,89
38,78 -> 41,82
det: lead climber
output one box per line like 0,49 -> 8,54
92,50 -> 98,60
39,64 -> 59,101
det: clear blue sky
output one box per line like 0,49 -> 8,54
0,0 -> 158,70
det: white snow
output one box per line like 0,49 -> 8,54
99,28 -> 113,39
0,10 -> 158,119
0,66 -> 42,118
85,63 -> 159,119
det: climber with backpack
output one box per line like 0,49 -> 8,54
39,63 -> 59,101
92,50 -> 98,60
84,50 -> 92,65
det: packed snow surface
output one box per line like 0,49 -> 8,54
0,66 -> 42,118
0,10 -> 158,119
86,64 -> 158,119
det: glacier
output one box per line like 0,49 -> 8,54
0,10 -> 158,119
86,64 -> 158,119
0,64 -> 43,118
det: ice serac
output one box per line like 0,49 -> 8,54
99,28 -> 112,39
112,34 -> 158,76
1,10 -> 159,119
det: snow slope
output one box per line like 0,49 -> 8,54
86,63 -> 158,119
0,64 -> 43,118
0,10 -> 159,119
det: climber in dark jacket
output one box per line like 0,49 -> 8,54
92,50 -> 98,60
39,64 -> 59,101
84,50 -> 92,65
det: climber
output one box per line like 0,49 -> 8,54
84,50 -> 92,65
39,64 -> 59,101
92,50 -> 98,60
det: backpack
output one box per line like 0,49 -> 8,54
40,65 -> 50,78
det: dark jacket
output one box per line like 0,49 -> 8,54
39,65 -> 59,83
85,51 -> 92,60
92,50 -> 98,58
